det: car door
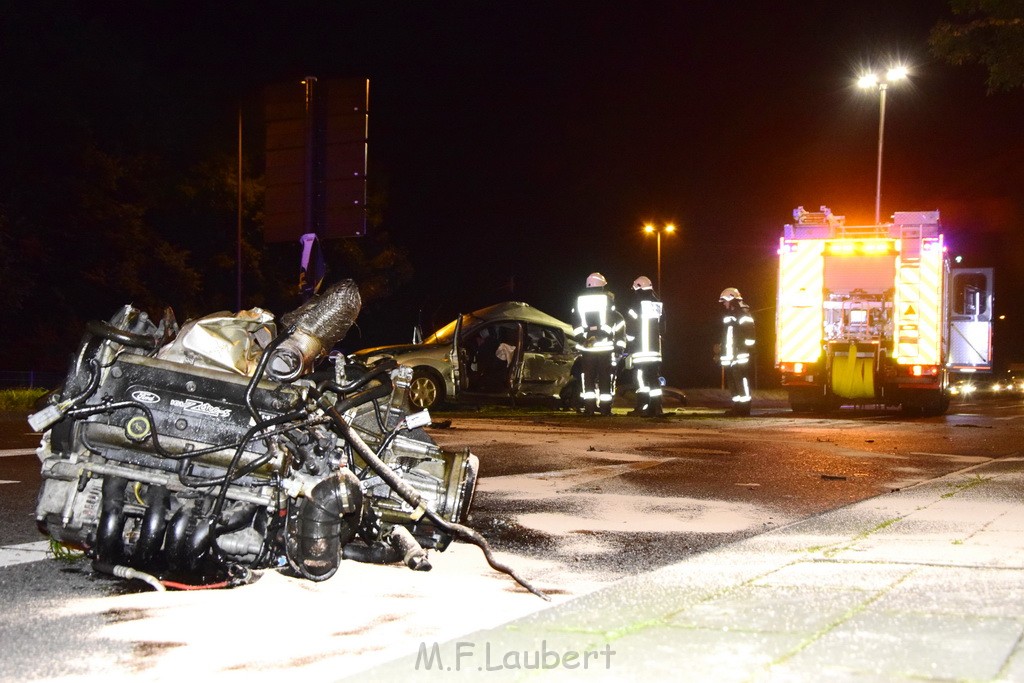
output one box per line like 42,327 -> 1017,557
448,313 -> 464,397
515,323 -> 576,397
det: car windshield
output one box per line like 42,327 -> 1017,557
423,313 -> 485,344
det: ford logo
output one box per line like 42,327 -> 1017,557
131,390 -> 161,404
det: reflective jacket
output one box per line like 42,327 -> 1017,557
626,288 -> 663,364
720,301 -> 755,365
572,288 -> 624,353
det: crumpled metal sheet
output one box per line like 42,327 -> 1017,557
155,307 -> 277,375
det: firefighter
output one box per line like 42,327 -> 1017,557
719,287 -> 755,416
625,275 -> 664,416
572,273 -> 624,416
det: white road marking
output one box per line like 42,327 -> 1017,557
909,452 -> 990,462
0,541 -> 50,568
0,448 -> 35,458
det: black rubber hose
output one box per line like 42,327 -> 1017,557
342,542 -> 399,565
314,389 -> 426,513
244,324 -> 296,423
85,320 -> 159,349
317,357 -> 397,396
314,389 -> 549,600
293,471 -> 362,579
332,379 -> 392,416
206,408 -> 307,519
215,502 -> 259,535
388,525 -> 432,571
422,511 -> 549,601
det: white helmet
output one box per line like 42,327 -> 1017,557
632,275 -> 653,291
586,272 -> 607,288
719,287 -> 742,302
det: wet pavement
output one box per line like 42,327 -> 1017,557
351,455 -> 1024,682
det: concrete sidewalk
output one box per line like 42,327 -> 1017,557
350,457 -> 1024,682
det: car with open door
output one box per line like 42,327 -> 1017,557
350,301 -> 579,411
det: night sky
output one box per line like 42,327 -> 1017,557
7,1 -> 1024,386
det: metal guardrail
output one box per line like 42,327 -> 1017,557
0,371 -> 64,389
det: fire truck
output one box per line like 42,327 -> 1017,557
775,206 -> 993,414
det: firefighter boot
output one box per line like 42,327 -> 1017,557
728,401 -> 751,417
649,396 -> 663,417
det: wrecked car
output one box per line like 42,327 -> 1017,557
351,301 -> 579,411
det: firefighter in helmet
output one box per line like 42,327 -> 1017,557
572,273 -> 624,416
625,275 -> 664,416
719,287 -> 755,416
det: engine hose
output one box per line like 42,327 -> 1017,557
85,320 -> 159,350
315,391 -> 426,513
291,470 -> 362,580
215,502 -> 259,535
388,525 -> 432,571
95,476 -> 128,563
206,408 -> 307,520
332,379 -> 392,416
92,560 -> 165,592
244,324 -> 297,423
61,357 -> 101,408
316,391 -> 549,601
422,511 -> 549,601
342,542 -> 399,565
341,527 -> 431,570
317,357 -> 397,396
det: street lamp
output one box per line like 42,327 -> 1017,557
858,65 -> 909,224
643,222 -> 675,294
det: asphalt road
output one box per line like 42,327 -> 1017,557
0,393 -> 1021,680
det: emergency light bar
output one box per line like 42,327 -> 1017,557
825,240 -> 896,256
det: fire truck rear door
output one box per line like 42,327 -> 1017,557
949,268 -> 994,371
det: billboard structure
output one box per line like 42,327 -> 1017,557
264,77 -> 369,294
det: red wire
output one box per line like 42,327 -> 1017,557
160,580 -> 231,590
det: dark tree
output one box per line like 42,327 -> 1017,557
931,0 -> 1024,92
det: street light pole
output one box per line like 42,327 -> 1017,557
656,230 -> 662,293
858,66 -> 907,224
643,223 -> 675,295
874,82 -> 887,225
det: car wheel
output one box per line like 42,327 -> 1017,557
408,369 -> 445,411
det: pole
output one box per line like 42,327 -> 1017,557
874,83 -> 887,224
655,231 -> 662,296
236,107 -> 243,311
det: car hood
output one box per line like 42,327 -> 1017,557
352,342 -> 444,358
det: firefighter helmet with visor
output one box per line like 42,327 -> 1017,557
719,287 -> 742,302
632,276 -> 653,291
586,272 -> 608,288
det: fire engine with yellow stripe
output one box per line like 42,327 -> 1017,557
775,206 -> 993,414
